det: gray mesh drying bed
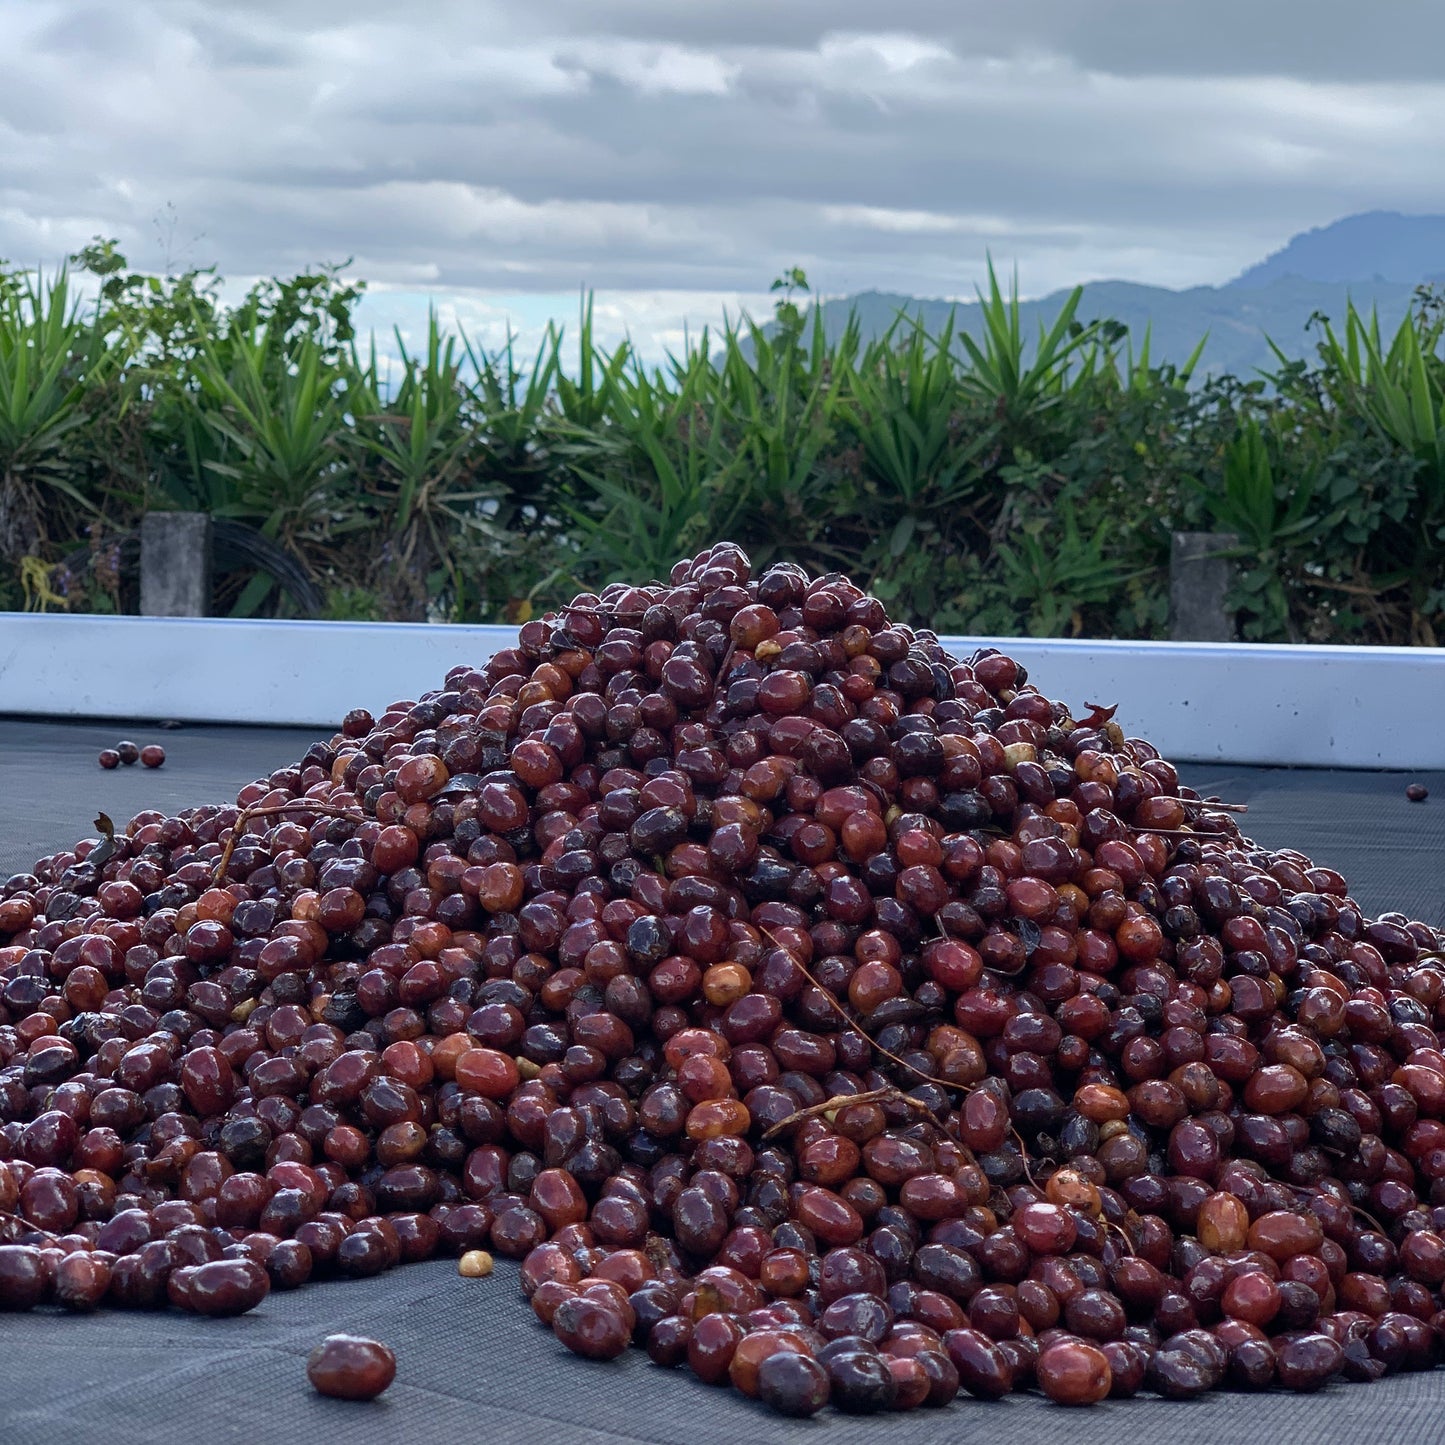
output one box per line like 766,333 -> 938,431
1,716 -> 1443,1443
4,717 -> 1439,923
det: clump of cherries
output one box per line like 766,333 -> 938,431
99,742 -> 164,770
4,541 -> 1445,1417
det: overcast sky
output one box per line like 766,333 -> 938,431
3,0 -> 1443,356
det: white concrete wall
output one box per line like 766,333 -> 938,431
1,612 -> 1440,769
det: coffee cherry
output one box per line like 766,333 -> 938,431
307,1335 -> 397,1399
1037,1340 -> 1113,1406
459,1250 -> 494,1278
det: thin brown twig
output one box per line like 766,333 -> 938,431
1177,799 -> 1250,814
1283,1184 -> 1388,1238
1012,1130 -> 1042,1191
1103,1217 -> 1137,1258
213,801 -> 365,884
1347,1201 -> 1390,1236
757,925 -> 971,1102
761,1085 -> 936,1140
0,1210 -> 60,1244
755,926 -> 1049,1187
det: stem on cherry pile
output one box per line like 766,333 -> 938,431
760,1085 -> 938,1141
212,802 -> 365,885
757,925 -> 1043,1190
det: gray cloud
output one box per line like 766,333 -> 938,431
532,1 -> 1445,81
1,0 -> 1442,348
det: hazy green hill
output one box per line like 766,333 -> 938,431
795,276 -> 1424,378
1235,210 -> 1445,287
780,212 -> 1445,378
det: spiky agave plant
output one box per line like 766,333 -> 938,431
0,270 -> 114,567
188,318 -> 348,614
1315,298 -> 1445,528
557,332 -> 737,585
348,312 -> 501,619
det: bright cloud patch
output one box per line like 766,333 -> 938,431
1,0 -> 1441,358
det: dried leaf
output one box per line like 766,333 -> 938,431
89,813 -> 118,869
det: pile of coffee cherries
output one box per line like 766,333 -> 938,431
4,542 -> 1445,1416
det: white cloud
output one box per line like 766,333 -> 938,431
559,40 -> 740,95
1,0 -> 1442,359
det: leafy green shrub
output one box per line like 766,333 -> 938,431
1,244 -> 1441,644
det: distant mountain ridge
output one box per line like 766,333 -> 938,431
1233,210 -> 1445,288
789,211 -> 1445,379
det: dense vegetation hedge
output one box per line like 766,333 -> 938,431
3,244 -> 1444,644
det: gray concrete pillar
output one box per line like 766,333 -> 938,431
140,511 -> 212,617
1169,531 -> 1238,642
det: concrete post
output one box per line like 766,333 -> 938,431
140,511 -> 212,617
1169,531 -> 1238,642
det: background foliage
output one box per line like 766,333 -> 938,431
1,243 -> 1442,645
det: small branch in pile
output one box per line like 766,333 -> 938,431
213,802 -> 365,883
1282,1183 -> 1388,1237
757,926 -> 971,1102
1103,1218 -> 1137,1258
1347,1201 -> 1390,1236
761,1085 -> 937,1140
1177,798 -> 1250,815
758,926 -> 1044,1190
0,1211 -> 60,1244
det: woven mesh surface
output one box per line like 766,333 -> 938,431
4,719 -> 1438,923
0,718 -> 319,879
7,1253 -> 1445,1445
1177,762 -> 1445,927
1,719 -> 1443,1442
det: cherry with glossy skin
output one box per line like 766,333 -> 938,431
1222,1271 -> 1281,1327
307,1335 -> 397,1400
54,1253 -> 112,1311
552,1296 -> 631,1360
0,1246 -> 49,1310
944,1327 -> 1013,1399
1147,1332 -> 1226,1399
186,1259 -> 270,1316
647,1315 -> 693,1368
757,1352 -> 830,1416
825,1348 -> 897,1414
1013,1202 -> 1077,1256
1037,1340 -> 1113,1406
1275,1334 -> 1344,1392
688,1313 -> 746,1385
